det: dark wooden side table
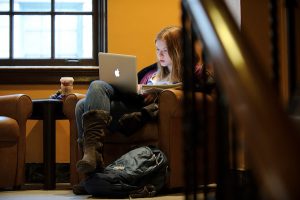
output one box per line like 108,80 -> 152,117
30,99 -> 66,190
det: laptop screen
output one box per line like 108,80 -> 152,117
98,52 -> 138,93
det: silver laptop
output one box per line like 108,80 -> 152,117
98,52 -> 138,93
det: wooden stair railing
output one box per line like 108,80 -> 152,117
182,0 -> 300,199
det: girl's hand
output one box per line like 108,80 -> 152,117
143,93 -> 158,104
137,84 -> 142,94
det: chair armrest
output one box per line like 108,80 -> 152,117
0,94 -> 32,125
0,94 -> 32,187
159,89 -> 183,118
159,89 -> 216,118
158,89 -> 216,140
157,89 -> 217,188
63,93 -> 86,119
62,93 -> 85,186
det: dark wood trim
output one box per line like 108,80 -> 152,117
0,0 -> 105,85
0,59 -> 97,66
1,0 -> 102,67
0,66 -> 98,84
98,0 -> 107,53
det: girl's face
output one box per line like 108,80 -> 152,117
155,39 -> 172,68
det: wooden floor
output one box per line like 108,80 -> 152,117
0,183 -> 217,200
0,189 -> 185,200
0,189 -> 217,200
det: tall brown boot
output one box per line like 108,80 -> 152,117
76,110 -> 112,174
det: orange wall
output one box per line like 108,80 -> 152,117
0,0 -> 181,163
108,0 -> 181,70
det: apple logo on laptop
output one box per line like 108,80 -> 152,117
114,68 -> 120,77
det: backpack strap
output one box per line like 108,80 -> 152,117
129,184 -> 157,198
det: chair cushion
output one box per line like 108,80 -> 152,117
0,116 -> 19,145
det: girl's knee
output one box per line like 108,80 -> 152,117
89,80 -> 113,96
89,80 -> 108,90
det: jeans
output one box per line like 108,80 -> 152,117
75,80 -> 143,140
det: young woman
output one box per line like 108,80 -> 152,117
73,26 -> 216,195
74,26 -> 184,175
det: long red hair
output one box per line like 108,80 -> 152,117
155,26 -> 182,83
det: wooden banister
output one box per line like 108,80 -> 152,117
182,0 -> 300,199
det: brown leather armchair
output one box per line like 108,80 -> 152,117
63,89 -> 217,189
0,94 -> 32,189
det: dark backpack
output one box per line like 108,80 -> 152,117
84,146 -> 169,198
